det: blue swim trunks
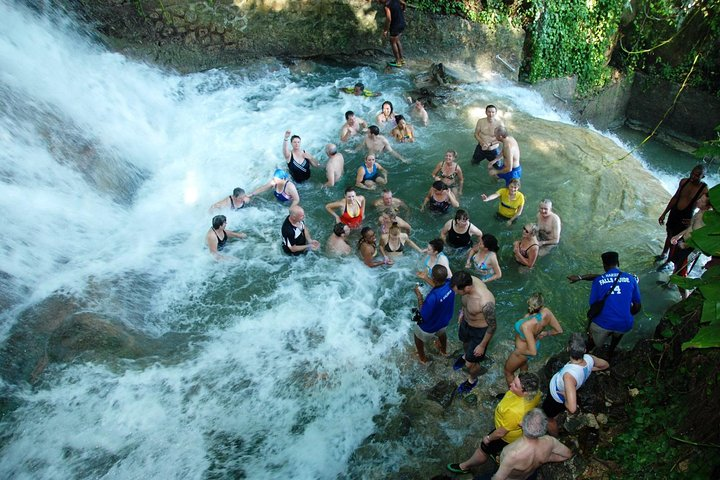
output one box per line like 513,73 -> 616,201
498,165 -> 522,185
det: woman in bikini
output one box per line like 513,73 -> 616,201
325,186 -> 366,230
358,227 -> 394,268
282,130 -> 319,183
417,238 -> 452,286
513,223 -> 540,268
431,150 -> 464,197
465,233 -> 502,283
380,222 -> 423,257
248,169 -> 300,207
390,115 -> 415,143
503,292 -> 563,387
420,181 -> 459,214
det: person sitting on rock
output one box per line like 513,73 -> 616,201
542,333 -> 609,436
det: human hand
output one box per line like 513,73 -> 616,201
310,240 -> 320,251
658,214 -> 665,225
481,194 -> 488,201
284,130 -> 291,139
473,344 -> 486,358
382,30 -> 388,39
567,275 -> 581,283
506,219 -> 513,227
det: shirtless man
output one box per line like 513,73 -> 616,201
536,199 -> 561,256
327,223 -> 352,256
490,126 -> 522,185
410,99 -> 429,126
491,409 -> 573,480
657,165 -> 707,260
340,111 -> 368,142
324,144 -> 345,187
208,187 -> 251,213
362,125 -> 407,163
373,189 -> 409,214
472,104 -> 505,165
451,271 -> 497,393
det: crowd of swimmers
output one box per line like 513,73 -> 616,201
204,82 -> 714,478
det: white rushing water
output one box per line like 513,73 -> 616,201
0,2 -> 712,479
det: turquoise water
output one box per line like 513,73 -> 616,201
0,1 -> 713,479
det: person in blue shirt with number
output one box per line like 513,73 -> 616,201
412,265 -> 455,365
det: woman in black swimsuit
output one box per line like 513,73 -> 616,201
283,130 -> 319,183
513,223 -> 540,268
206,215 -> 247,260
421,180 -> 459,214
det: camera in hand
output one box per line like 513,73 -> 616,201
411,307 -> 423,325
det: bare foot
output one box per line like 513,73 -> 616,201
434,339 -> 449,356
417,354 -> 430,365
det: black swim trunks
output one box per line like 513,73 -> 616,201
458,320 -> 488,363
472,144 -> 501,164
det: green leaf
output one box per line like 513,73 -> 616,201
709,184 -> 720,210
700,299 -> 719,325
686,225 -> 720,256
682,323 -> 720,350
701,209 -> 720,228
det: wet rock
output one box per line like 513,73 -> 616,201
427,380 -> 456,407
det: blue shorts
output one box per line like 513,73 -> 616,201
498,165 -> 522,185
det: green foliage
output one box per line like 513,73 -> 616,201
522,0 -> 626,94
669,183 -> 720,350
616,0 -> 720,94
694,125 -> 720,162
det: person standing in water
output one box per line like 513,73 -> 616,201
249,169 -> 300,207
451,271 -> 497,394
472,104 -> 504,165
490,126 -> 522,185
327,223 -> 352,256
207,215 -> 247,260
208,187 -> 251,212
536,199 -> 561,255
325,186 -> 367,230
379,0 -> 406,67
281,206 -> 320,255
657,164 -> 707,261
412,265 -> 455,364
324,143 -> 345,187
283,130 -> 319,183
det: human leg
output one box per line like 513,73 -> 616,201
414,334 -> 428,364
503,351 -> 527,387
389,36 -> 401,63
436,330 -> 448,355
459,446 -> 489,470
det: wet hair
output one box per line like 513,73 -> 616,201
354,82 -> 364,90
495,126 -> 508,137
394,114 -> 405,124
232,187 -> 245,197
389,222 -> 401,236
212,215 -> 226,229
446,149 -> 458,159
333,222 -> 347,236
601,251 -> 619,267
481,234 -> 499,252
539,199 -> 553,208
429,238 -> 444,253
381,100 -> 394,113
518,372 -> 539,395
524,224 -> 539,236
454,209 -> 469,221
368,125 -> 380,135
327,144 -> 338,155
522,409 -> 548,439
290,135 -> 301,142
568,333 -> 587,360
451,270 -> 473,289
345,110 -> 355,120
344,185 -> 356,195
527,292 -> 544,313
508,178 -> 521,189
432,180 -> 448,191
359,226 -> 374,244
431,264 -> 449,283
486,104 -> 497,111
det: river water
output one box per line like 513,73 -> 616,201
1,2 -> 716,479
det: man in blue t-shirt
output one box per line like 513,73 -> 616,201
412,264 -> 455,364
587,251 -> 642,356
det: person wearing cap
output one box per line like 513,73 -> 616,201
248,169 -> 300,207
568,252 -> 641,356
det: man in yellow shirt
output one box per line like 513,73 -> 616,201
447,372 -> 541,475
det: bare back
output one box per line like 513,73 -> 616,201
496,436 -> 571,480
502,135 -> 521,169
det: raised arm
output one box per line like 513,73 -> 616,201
250,180 -> 274,197
282,130 -> 291,161
448,190 -> 460,208
482,192 -> 500,202
285,182 -> 300,208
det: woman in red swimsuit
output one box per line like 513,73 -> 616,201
325,186 -> 366,229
